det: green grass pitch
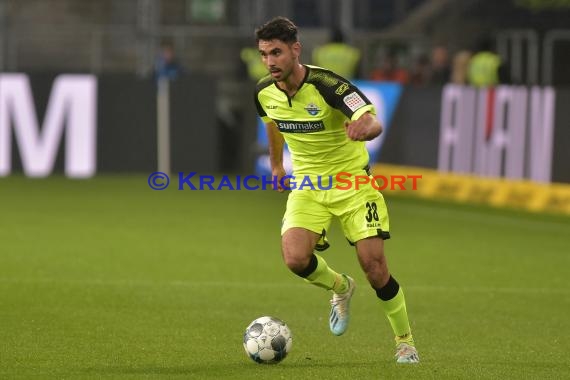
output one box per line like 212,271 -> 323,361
1,175 -> 569,379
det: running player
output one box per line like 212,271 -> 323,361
253,16 -> 419,364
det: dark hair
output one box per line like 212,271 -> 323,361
255,17 -> 298,44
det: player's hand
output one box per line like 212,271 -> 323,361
345,119 -> 367,141
345,113 -> 382,141
272,168 -> 289,192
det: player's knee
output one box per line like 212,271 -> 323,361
281,228 -> 319,274
365,269 -> 390,289
282,250 -> 311,274
362,259 -> 384,276
360,255 -> 390,287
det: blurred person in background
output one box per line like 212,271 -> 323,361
254,16 -> 419,364
312,28 -> 361,80
154,41 -> 183,81
241,45 -> 270,82
429,45 -> 451,85
409,54 -> 431,86
451,50 -> 472,85
468,36 -> 510,87
369,51 -> 410,84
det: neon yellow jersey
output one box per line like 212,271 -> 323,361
254,65 -> 375,180
241,47 -> 269,81
468,52 -> 501,87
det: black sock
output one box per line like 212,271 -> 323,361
295,254 -> 318,278
374,275 -> 400,301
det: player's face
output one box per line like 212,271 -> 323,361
258,39 -> 300,82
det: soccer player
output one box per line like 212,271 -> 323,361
253,17 -> 419,364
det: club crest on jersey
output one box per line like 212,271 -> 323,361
304,103 -> 321,116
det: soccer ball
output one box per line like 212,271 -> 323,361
243,316 -> 292,364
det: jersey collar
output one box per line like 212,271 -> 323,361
273,64 -> 309,99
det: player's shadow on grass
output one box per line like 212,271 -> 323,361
83,366 -> 195,375
83,359 -> 381,376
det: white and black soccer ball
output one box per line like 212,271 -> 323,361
243,316 -> 292,364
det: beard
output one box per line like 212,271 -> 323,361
270,65 -> 292,82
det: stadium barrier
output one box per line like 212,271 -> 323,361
372,163 -> 570,216
1,74 -> 568,185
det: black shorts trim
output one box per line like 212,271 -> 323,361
314,228 -> 330,252
347,229 -> 391,246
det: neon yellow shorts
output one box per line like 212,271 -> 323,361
281,178 -> 390,249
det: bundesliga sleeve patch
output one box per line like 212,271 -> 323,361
343,92 -> 367,112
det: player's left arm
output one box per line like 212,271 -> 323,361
345,112 -> 382,141
312,70 -> 382,141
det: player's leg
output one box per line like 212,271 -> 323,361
281,227 -> 346,293
281,191 -> 347,293
337,184 -> 419,363
354,237 -> 418,363
282,227 -> 354,335
355,237 -> 409,334
281,191 -> 353,335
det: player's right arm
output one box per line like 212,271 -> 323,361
255,83 -> 289,191
265,121 -> 288,192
